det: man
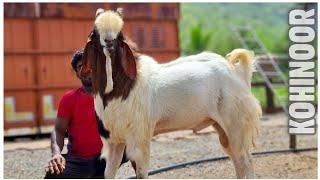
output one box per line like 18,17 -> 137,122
44,49 -> 127,178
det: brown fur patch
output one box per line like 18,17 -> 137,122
212,122 -> 229,148
82,30 -> 138,108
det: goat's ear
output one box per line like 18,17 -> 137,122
81,39 -> 95,75
96,8 -> 105,17
116,8 -> 124,18
119,42 -> 137,80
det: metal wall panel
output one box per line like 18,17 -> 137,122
4,3 -> 180,137
124,20 -> 179,55
4,3 -> 36,18
110,3 -> 179,20
36,19 -> 93,51
4,55 -> 35,88
40,3 -> 107,19
4,90 -> 38,132
4,3 -> 179,20
4,19 -> 33,51
148,52 -> 180,63
38,88 -> 77,132
37,54 -> 80,86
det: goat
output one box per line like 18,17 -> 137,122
81,8 -> 262,179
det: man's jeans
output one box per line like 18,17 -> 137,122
44,154 -> 106,179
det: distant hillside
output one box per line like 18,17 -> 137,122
179,3 -> 298,55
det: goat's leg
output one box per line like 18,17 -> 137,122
230,153 -> 246,178
212,123 -> 244,178
135,147 -> 150,179
212,122 -> 253,178
126,140 -> 150,178
230,151 -> 254,179
104,143 -> 125,178
245,151 -> 254,179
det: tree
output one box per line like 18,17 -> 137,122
186,24 -> 211,55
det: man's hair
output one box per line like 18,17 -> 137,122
71,49 -> 84,72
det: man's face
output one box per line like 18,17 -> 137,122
76,60 -> 92,87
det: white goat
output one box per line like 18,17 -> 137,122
81,8 -> 262,179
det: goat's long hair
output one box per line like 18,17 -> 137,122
82,29 -> 107,99
82,30 -> 137,107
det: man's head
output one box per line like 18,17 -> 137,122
71,49 -> 92,88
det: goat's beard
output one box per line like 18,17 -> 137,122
103,48 -> 114,94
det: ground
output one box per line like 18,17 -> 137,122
4,113 -> 317,179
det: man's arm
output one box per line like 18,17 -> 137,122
51,117 -> 69,156
45,117 -> 69,175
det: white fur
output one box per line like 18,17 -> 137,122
227,49 -> 255,88
95,8 -> 105,17
95,10 -> 123,46
103,49 -> 114,93
94,50 -> 262,178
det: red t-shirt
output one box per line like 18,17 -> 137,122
57,87 -> 103,159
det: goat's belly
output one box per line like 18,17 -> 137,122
154,117 -> 214,136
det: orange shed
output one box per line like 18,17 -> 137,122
4,3 -> 180,137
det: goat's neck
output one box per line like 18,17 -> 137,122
100,56 -> 136,108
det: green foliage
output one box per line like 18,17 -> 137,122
185,24 -> 212,54
251,87 -> 267,108
252,85 -> 318,108
251,86 -> 287,109
179,3 -> 298,56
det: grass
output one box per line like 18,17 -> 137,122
251,86 -> 287,109
251,87 -> 267,108
252,85 -> 317,109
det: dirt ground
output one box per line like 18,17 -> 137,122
3,113 -> 317,179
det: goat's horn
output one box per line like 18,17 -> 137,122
95,8 -> 105,17
116,7 -> 124,18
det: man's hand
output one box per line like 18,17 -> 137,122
47,116 -> 69,175
45,154 -> 66,174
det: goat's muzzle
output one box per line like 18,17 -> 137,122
105,39 -> 115,53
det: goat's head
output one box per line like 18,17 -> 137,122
81,8 -> 137,99
95,8 -> 124,53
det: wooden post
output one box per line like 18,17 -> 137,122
289,134 -> 297,150
265,84 -> 275,113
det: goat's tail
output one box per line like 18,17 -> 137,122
226,49 -> 255,88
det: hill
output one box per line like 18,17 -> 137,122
179,3 -> 298,55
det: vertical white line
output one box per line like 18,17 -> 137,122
34,3 -> 40,18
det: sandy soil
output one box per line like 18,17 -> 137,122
151,151 -> 317,179
4,113 -> 317,179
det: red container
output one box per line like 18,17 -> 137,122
4,3 -> 180,137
